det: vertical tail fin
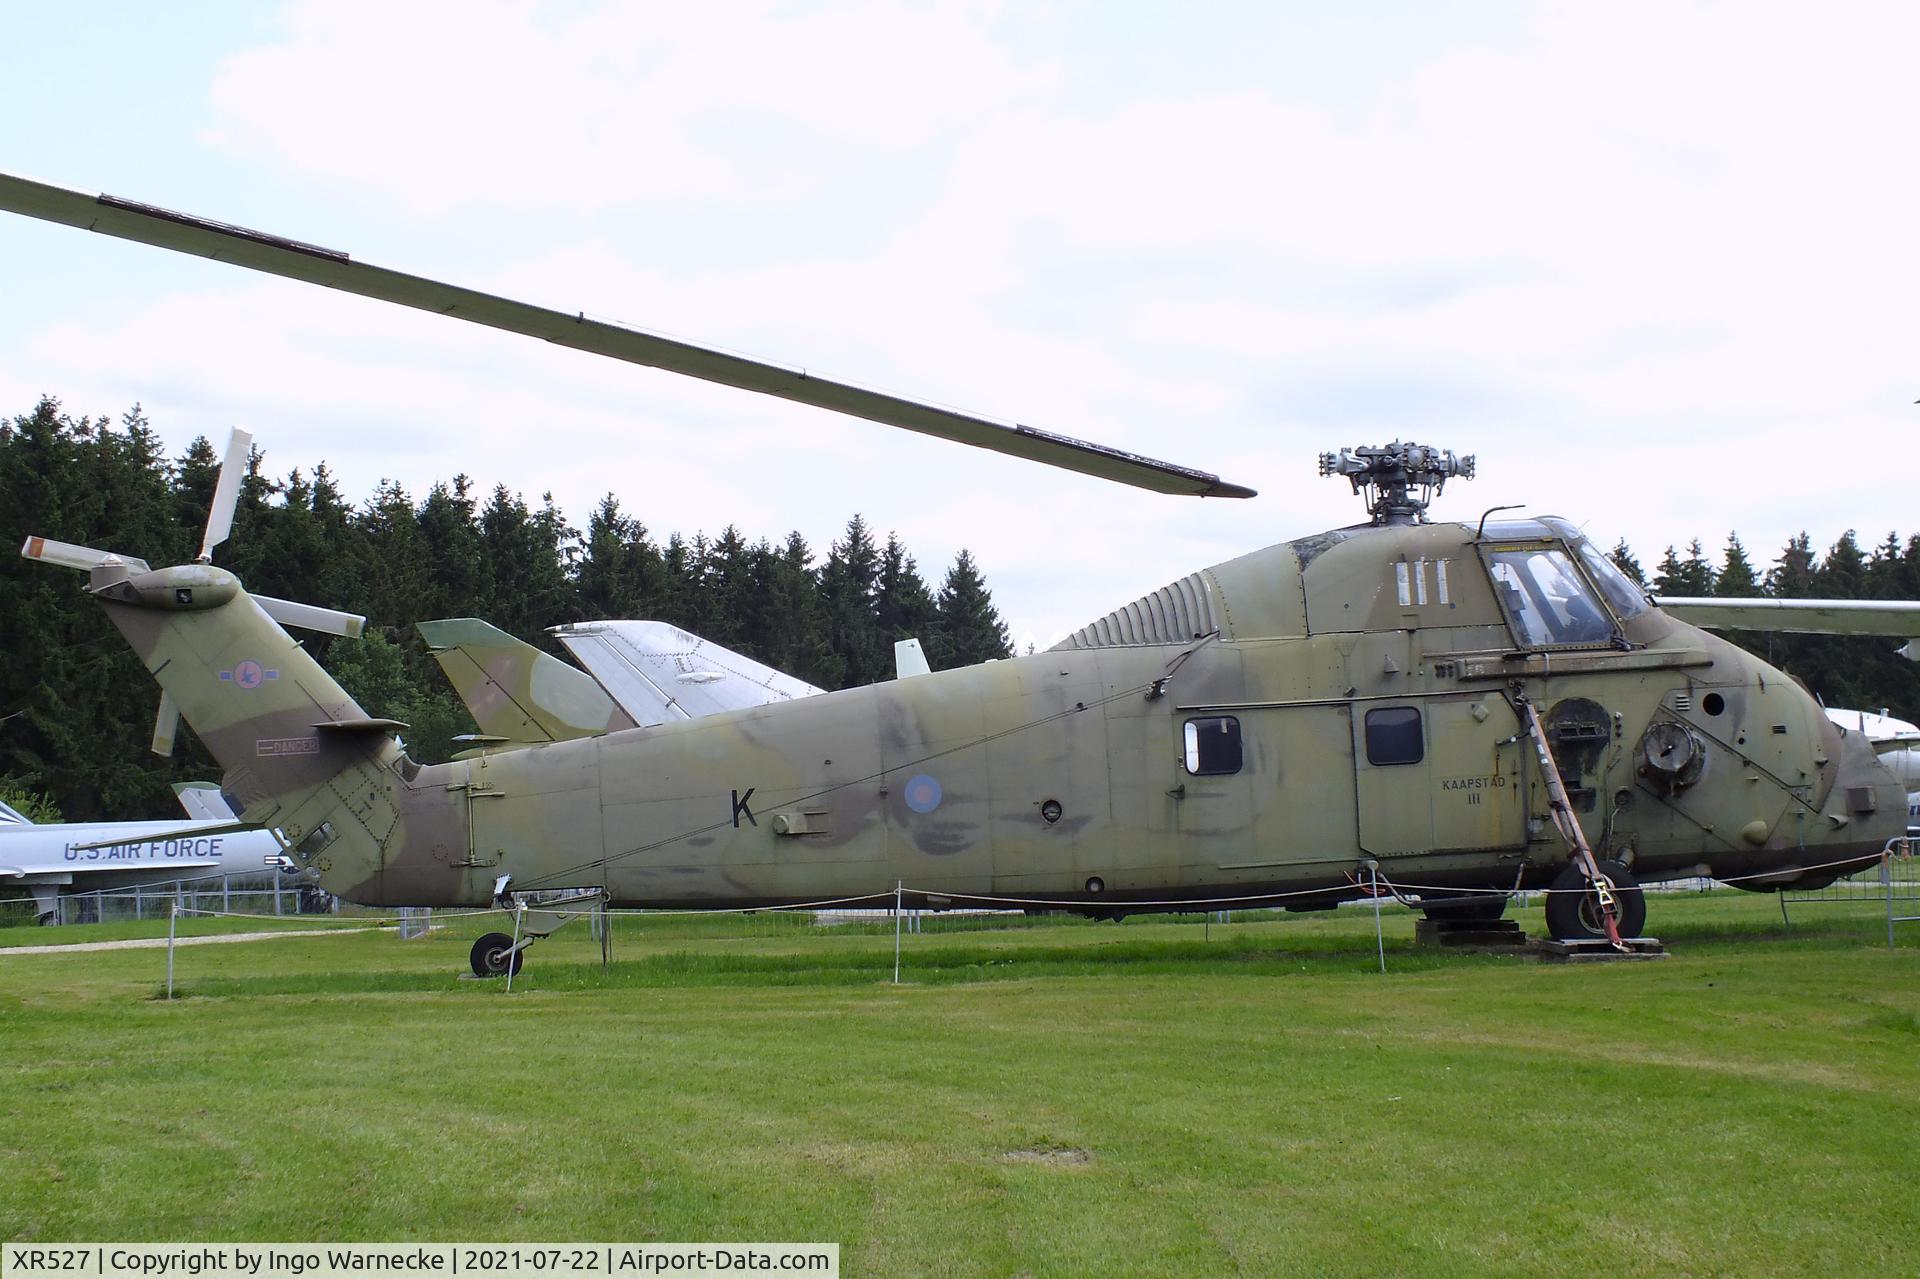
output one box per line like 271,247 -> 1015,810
88,562 -> 405,889
419,617 -> 634,743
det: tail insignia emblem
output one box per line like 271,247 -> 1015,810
220,660 -> 279,690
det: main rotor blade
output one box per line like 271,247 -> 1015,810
1658,596 -> 1920,638
19,535 -> 150,575
0,171 -> 1257,500
198,426 -> 253,563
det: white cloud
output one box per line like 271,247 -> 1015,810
6,0 -> 1919,644
203,0 -> 1055,217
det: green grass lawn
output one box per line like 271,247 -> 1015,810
2,896 -> 1917,1278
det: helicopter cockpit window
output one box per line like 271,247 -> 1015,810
1486,549 -> 1615,647
1183,717 -> 1243,776
1573,539 -> 1651,619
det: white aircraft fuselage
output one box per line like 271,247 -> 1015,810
0,804 -> 289,922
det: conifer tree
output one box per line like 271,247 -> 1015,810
876,532 -> 939,657
356,479 -> 431,634
417,476 -> 486,623
1819,530 -> 1866,601
821,515 -> 886,686
1715,534 -> 1759,597
703,525 -> 756,648
659,533 -> 697,631
574,494 -> 665,621
1608,540 -> 1645,586
761,532 -> 839,688
477,485 -> 576,641
1652,540 -> 1715,596
1767,533 -> 1817,597
931,549 -> 1013,668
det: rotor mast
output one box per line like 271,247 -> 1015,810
1318,442 -> 1474,525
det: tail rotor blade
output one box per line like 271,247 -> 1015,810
20,535 -> 151,574
152,691 -> 180,757
197,426 -> 253,563
255,594 -> 366,638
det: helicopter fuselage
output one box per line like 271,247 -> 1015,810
274,516 -> 1901,911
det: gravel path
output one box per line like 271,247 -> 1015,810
0,927 -> 377,955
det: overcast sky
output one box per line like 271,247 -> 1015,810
2,1 -> 1914,649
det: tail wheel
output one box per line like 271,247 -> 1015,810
1545,859 -> 1646,941
470,931 -> 524,977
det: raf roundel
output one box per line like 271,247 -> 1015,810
904,774 -> 943,814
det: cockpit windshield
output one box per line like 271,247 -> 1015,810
1486,548 -> 1615,647
1573,539 -> 1651,620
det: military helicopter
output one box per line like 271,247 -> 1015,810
4,171 -> 1910,975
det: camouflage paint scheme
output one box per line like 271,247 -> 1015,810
80,515 -> 1903,915
419,617 -> 635,745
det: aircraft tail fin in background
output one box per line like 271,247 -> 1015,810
419,618 -> 637,745
895,638 -> 932,679
551,620 -> 824,725
174,782 -> 239,822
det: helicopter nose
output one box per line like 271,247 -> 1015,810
1818,719 -> 1906,850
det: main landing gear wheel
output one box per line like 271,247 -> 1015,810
1545,859 -> 1646,942
470,931 -> 524,977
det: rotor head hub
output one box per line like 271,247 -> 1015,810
1318,442 -> 1474,525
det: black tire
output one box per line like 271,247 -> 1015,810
1420,895 -> 1509,924
1545,860 -> 1646,941
470,931 -> 524,977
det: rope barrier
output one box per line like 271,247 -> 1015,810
139,845 -> 1911,1000
172,905 -> 500,924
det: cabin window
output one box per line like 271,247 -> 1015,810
1487,548 -> 1615,647
1365,707 -> 1424,766
1183,716 -> 1243,775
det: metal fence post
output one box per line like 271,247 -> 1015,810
1369,863 -> 1386,974
893,881 -> 903,985
166,899 -> 177,1000
1886,850 -> 1896,952
506,902 -> 525,994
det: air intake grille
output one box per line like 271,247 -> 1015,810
1054,572 -> 1218,650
